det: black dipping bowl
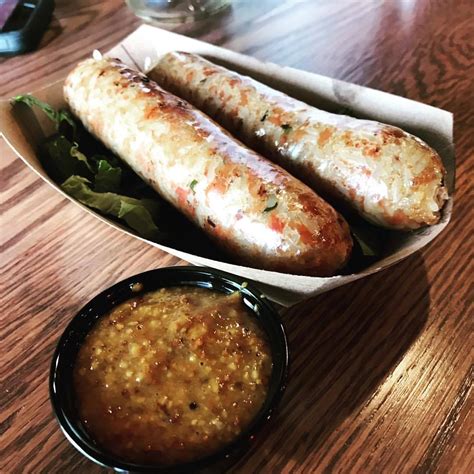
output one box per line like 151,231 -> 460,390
50,266 -> 289,473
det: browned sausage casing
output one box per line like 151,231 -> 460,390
150,52 -> 448,230
64,57 -> 353,276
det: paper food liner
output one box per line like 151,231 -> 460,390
0,25 -> 454,306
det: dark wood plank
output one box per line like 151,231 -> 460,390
1,0 -> 472,472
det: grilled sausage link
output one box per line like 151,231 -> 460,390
150,52 -> 448,230
64,57 -> 352,276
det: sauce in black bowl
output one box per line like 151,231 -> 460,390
50,266 -> 288,473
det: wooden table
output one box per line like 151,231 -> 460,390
1,1 -> 472,472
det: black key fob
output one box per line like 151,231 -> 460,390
0,0 -> 55,56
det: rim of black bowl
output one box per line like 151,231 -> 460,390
50,266 -> 289,473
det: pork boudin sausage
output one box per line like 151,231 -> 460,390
150,52 -> 448,230
64,57 -> 352,276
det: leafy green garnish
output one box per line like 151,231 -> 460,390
42,136 -> 93,183
13,95 -> 167,241
12,94 -> 77,137
189,179 -> 198,193
350,224 -> 380,257
281,123 -> 292,134
70,143 -> 94,173
261,111 -> 269,122
95,159 -> 122,193
61,176 -> 162,240
263,195 -> 278,212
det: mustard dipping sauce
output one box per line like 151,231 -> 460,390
73,287 -> 272,465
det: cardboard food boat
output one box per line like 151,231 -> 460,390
0,25 -> 454,306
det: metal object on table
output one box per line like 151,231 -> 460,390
125,0 -> 231,23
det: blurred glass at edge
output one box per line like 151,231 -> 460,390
126,0 -> 232,24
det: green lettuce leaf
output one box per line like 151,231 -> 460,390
12,94 -> 170,243
351,224 -> 381,257
70,143 -> 94,173
42,136 -> 93,183
94,159 -> 122,193
12,94 -> 77,137
61,176 -> 162,240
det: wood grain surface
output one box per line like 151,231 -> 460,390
1,0 -> 473,472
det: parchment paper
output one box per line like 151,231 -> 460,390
0,25 -> 454,306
